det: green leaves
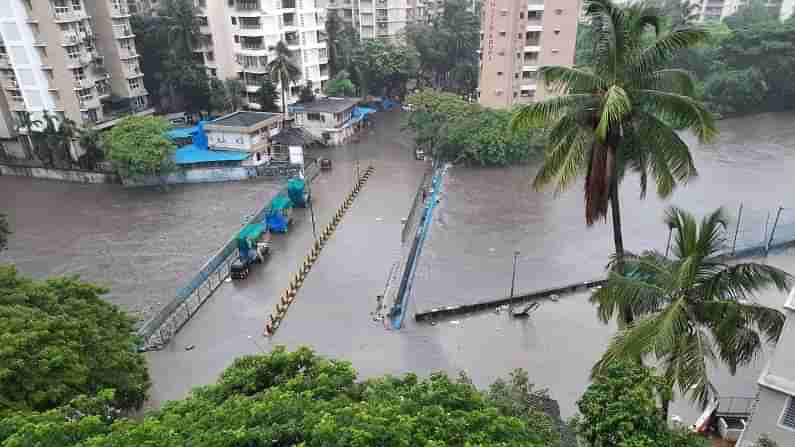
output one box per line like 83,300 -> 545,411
0,214 -> 9,251
0,265 -> 150,413
1,347 -> 562,447
103,116 -> 176,179
592,207 -> 791,409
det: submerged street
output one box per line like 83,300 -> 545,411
3,110 -> 795,417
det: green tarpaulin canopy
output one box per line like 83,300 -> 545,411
237,223 -> 266,242
270,195 -> 293,211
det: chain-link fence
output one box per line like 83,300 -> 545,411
137,161 -> 321,350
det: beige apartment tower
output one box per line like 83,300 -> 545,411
0,0 -> 150,144
478,0 -> 579,109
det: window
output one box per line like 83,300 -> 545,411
522,71 -> 535,80
520,89 -> 534,98
234,35 -> 240,43
499,31 -> 506,37
128,78 -> 141,90
781,397 -> 795,429
231,17 -> 237,24
528,10 -> 542,20
206,51 -> 214,61
519,11 -> 524,18
307,112 -> 323,121
500,8 -> 508,15
497,71 -> 503,76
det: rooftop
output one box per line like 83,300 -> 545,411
173,144 -> 251,165
209,111 -> 281,128
293,97 -> 359,114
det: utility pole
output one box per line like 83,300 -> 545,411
509,250 -> 520,313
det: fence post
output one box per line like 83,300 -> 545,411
767,206 -> 784,255
731,203 -> 743,256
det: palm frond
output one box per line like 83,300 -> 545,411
633,89 -> 717,143
661,326 -> 717,409
591,266 -> 671,324
538,66 -> 607,94
633,27 -> 710,74
596,85 -> 631,140
511,93 -> 597,132
635,68 -> 697,97
532,115 -> 594,193
698,262 -> 793,306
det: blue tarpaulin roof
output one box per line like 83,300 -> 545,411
173,144 -> 250,165
164,126 -> 199,140
353,106 -> 376,118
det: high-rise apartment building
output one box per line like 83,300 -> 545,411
692,0 -> 788,22
0,0 -> 150,142
478,0 -> 579,109
130,0 -> 329,107
323,0 -> 419,39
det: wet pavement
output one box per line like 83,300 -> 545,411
3,110 -> 795,420
0,176 -> 281,321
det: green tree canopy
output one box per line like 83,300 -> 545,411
0,347 -> 561,447
407,90 -> 546,165
324,70 -> 357,97
104,116 -> 176,178
0,265 -> 150,413
575,361 -> 708,447
592,207 -> 791,413
513,0 -> 716,266
353,39 -> 418,97
254,79 -> 280,113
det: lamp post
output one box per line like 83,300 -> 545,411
304,166 -> 317,239
509,250 -> 520,313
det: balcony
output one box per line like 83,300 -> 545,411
3,79 -> 20,90
238,24 -> 262,35
282,0 -> 296,8
9,96 -> 26,111
118,47 -> 138,59
53,6 -> 88,23
0,55 -> 10,69
78,95 -> 101,111
110,3 -> 131,17
61,32 -> 81,46
113,25 -> 135,39
73,78 -> 95,89
124,63 -> 143,79
236,0 -> 261,12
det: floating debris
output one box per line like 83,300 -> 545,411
590,286 -> 602,292
225,277 -> 232,283
185,344 -> 195,351
430,321 -> 437,326
375,217 -> 384,221
450,320 -> 461,325
549,294 -> 560,302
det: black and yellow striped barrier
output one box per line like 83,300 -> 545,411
265,166 -> 376,336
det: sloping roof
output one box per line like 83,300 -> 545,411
292,97 -> 359,114
173,144 -> 251,165
210,111 -> 280,128
271,127 -> 320,146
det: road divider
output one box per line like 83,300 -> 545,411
265,166 -> 376,337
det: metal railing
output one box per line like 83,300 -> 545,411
137,160 -> 321,350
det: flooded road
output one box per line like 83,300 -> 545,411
0,177 -> 280,320
3,110 -> 795,420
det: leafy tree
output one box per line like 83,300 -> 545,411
405,0 -> 479,92
407,90 -> 546,165
208,78 -> 227,115
353,39 -> 419,97
268,41 -> 301,122
0,265 -> 150,412
0,214 -> 9,251
592,207 -> 791,416
512,0 -> 716,269
77,127 -> 103,170
324,70 -> 357,97
208,78 -> 245,115
255,79 -> 280,112
703,67 -> 767,115
224,78 -> 245,112
104,116 -> 176,179
575,361 -> 708,447
12,111 -> 36,160
0,347 -> 561,447
299,80 -> 316,103
158,0 -> 199,57
325,14 -> 342,76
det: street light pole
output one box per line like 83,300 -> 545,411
509,250 -> 520,313
304,166 -> 317,239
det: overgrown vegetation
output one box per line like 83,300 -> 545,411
406,90 -> 546,166
0,347 -> 563,447
0,265 -> 150,413
103,116 -> 176,179
574,361 -> 708,447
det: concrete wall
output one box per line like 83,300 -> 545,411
739,387 -> 794,446
122,164 -> 304,187
0,163 -> 120,183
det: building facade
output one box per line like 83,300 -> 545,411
289,96 -> 360,145
691,0 -> 790,22
323,0 -> 420,39
737,290 -> 795,447
477,0 -> 580,109
0,0 -> 150,144
130,0 -> 329,107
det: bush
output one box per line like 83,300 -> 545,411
104,116 -> 176,179
0,265 -> 150,412
1,347 -> 561,447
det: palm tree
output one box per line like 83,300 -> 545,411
512,0 -> 717,268
592,206 -> 792,418
268,41 -> 301,124
15,111 -> 40,160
